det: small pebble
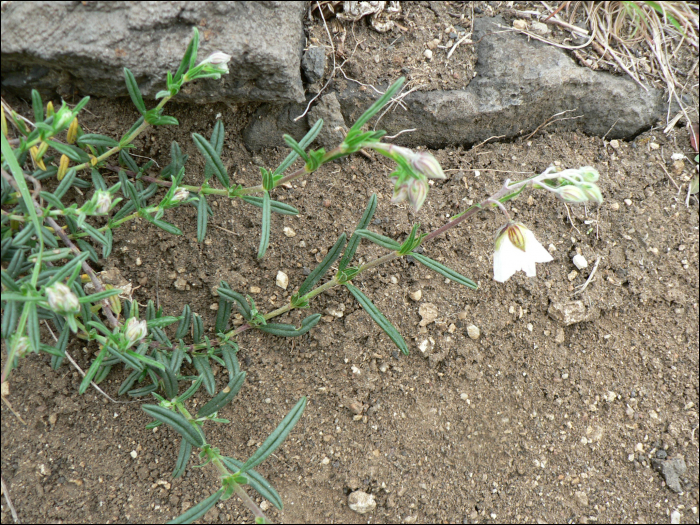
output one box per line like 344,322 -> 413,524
671,510 -> 681,524
530,21 -> 549,35
572,254 -> 588,270
650,142 -> 660,149
513,19 -> 528,30
567,270 -> 579,281
624,199 -> 633,206
409,290 -> 422,301
609,139 -> 620,149
348,491 -> 376,514
276,271 -> 288,290
467,325 -> 480,340
250,286 -> 261,294
610,202 -> 620,211
283,227 -> 296,237
423,49 -> 433,60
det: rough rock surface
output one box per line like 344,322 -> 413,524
0,1 -> 306,104
243,15 -> 666,150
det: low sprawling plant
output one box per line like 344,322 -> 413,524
1,28 -> 603,523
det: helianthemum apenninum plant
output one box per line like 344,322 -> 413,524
1,27 -> 603,524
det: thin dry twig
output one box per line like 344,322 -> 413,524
575,255 -> 602,295
524,109 -> 583,141
657,160 -> 682,193
1,476 -> 19,523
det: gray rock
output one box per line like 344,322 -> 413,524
1,2 -> 306,104
241,101 -> 310,151
651,457 -> 687,493
307,92 -> 348,149
334,15 -> 666,147
240,15 -> 666,151
302,46 -> 326,83
548,300 -> 599,325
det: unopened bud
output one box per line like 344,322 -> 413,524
66,117 -> 79,144
95,191 -> 112,214
199,51 -> 231,74
57,154 -> 70,181
46,282 -> 80,314
580,182 -> 603,204
579,166 -> 600,183
411,151 -> 446,180
1,105 -> 7,138
30,146 -> 47,170
13,335 -> 30,359
54,109 -> 74,132
407,177 -> 429,212
172,187 -> 190,202
557,185 -> 588,203
46,101 -> 55,117
124,318 -> 148,348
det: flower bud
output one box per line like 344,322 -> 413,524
580,182 -> 603,204
95,191 -> 112,214
124,318 -> 148,348
172,187 -> 190,202
46,101 -> 55,117
66,117 -> 79,144
13,335 -> 30,359
54,108 -> 74,132
46,282 -> 80,314
199,51 -> 231,73
30,146 -> 47,170
407,177 -> 429,212
579,166 -> 600,182
1,105 -> 7,138
57,154 -> 70,181
556,185 -> 589,203
411,151 -> 446,180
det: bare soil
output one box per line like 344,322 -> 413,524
2,2 -> 699,524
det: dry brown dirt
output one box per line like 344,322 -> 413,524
2,2 -> 699,524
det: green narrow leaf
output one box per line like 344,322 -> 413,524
174,28 -> 199,83
282,135 -> 310,163
349,77 -> 405,134
49,323 -> 71,369
53,168 -> 78,199
103,228 -> 113,258
78,347 -> 108,394
47,140 -> 90,162
345,283 -> 408,355
217,287 -> 251,321
193,355 -> 216,395
168,489 -> 224,525
31,90 -> 44,123
221,343 -> 241,379
240,195 -> 299,215
273,118 -> 324,177
204,121 -> 225,181
187,27 -> 200,70
45,252 -> 90,287
257,191 -> 271,259
172,439 -> 193,479
240,397 -> 306,472
220,457 -> 283,510
39,191 -> 65,211
411,253 -> 478,290
155,352 -> 179,399
297,234 -> 346,297
354,229 -> 400,251
77,134 -> 120,148
196,194 -> 208,242
197,371 -> 246,417
338,194 -> 377,270
192,313 -> 203,343
174,304 -> 192,340
124,68 -> 146,114
26,303 -> 40,352
255,313 -> 321,337
78,288 -> 121,304
192,133 -> 229,187
142,404 -> 205,448
215,295 -> 232,333
80,222 -> 108,246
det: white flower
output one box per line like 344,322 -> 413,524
493,222 -> 553,282
172,187 -> 190,202
95,191 -> 112,214
46,282 -> 81,314
198,51 -> 231,74
124,318 -> 148,348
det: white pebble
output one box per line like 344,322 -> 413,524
409,290 -> 422,301
467,325 -> 480,340
423,49 -> 433,60
348,491 -> 376,514
276,271 -> 288,289
572,254 -> 588,270
671,510 -> 681,524
283,226 -> 296,237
